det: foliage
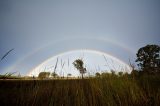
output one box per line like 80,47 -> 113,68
38,72 -> 50,79
0,72 -> 19,79
118,71 -> 123,76
111,70 -> 116,75
67,73 -> 72,77
51,72 -> 58,78
131,70 -> 139,77
136,44 -> 160,74
95,72 -> 101,77
1,44 -> 160,105
73,59 -> 86,79
0,74 -> 160,106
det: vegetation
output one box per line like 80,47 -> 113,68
0,72 -> 21,79
38,72 -> 50,79
0,74 -> 160,106
0,44 -> 160,105
51,72 -> 58,78
67,73 -> 72,78
95,72 -> 101,77
73,59 -> 86,79
136,44 -> 160,74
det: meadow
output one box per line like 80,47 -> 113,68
0,74 -> 160,106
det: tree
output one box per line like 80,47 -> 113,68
51,72 -> 58,78
67,73 -> 72,79
101,72 -> 111,77
118,72 -> 123,76
38,72 -> 50,79
95,72 -> 101,77
73,59 -> 86,79
111,70 -> 115,75
136,44 -> 160,74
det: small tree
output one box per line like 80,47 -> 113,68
136,44 -> 160,74
51,72 -> 58,78
38,72 -> 50,79
101,72 -> 111,77
118,72 -> 123,76
95,72 -> 101,77
73,59 -> 86,79
111,70 -> 115,75
67,73 -> 72,79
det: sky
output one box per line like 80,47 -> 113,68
28,50 -> 132,77
0,0 -> 160,76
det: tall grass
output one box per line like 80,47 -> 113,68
0,74 -> 160,106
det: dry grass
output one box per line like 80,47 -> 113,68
0,74 -> 160,106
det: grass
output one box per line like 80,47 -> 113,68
0,74 -> 160,106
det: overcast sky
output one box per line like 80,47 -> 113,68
0,0 -> 160,75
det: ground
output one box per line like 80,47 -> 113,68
0,75 -> 160,106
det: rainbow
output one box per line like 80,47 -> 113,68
5,36 -> 134,75
27,49 -> 132,76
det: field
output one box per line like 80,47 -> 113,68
0,74 -> 160,106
